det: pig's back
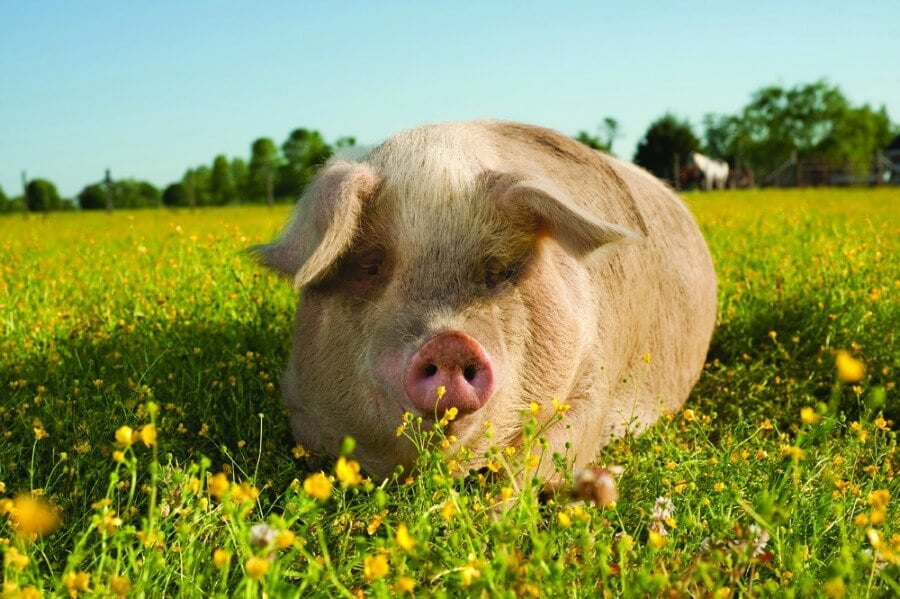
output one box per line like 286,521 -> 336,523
485,121 -> 717,422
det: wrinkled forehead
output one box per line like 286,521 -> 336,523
357,127 -> 534,260
367,168 -> 503,256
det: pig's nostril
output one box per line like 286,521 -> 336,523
463,364 -> 477,382
423,364 -> 438,378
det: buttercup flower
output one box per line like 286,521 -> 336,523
396,523 -> 416,551
363,553 -> 389,581
835,350 -> 865,383
245,556 -> 269,579
303,473 -> 331,500
335,457 -> 363,486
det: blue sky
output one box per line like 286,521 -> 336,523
1,0 -> 898,198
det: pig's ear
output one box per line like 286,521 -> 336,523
486,172 -> 643,256
252,162 -> 380,288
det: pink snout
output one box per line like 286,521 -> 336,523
404,332 -> 495,414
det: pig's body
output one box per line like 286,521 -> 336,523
258,121 -> 716,478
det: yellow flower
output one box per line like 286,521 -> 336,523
33,426 -> 49,440
648,530 -> 666,549
363,553 -> 389,581
714,482 -> 726,492
245,556 -> 269,579
97,510 -> 122,534
460,555 -> 481,586
853,513 -> 869,526
440,499 -> 457,522
500,487 -> 513,501
823,577 -> 845,599
529,402 -> 541,415
303,473 -> 332,500
486,458 -> 502,473
19,587 -> 41,599
138,423 -> 157,447
230,482 -> 259,504
115,426 -> 135,446
367,509 -> 388,535
435,385 -> 446,401
438,406 -> 458,426
394,576 -> 416,593
558,512 -> 572,527
396,523 -> 416,551
207,473 -> 230,499
291,443 -> 310,459
552,397 -> 571,414
275,530 -> 296,549
112,450 -> 126,463
642,353 -> 652,363
682,409 -> 696,422
835,350 -> 865,383
5,546 -> 29,570
212,549 -> 231,568
63,571 -> 91,597
5,494 -> 59,540
800,407 -> 819,425
866,528 -> 882,547
779,445 -> 805,460
109,575 -> 131,598
335,457 -> 363,486
869,489 -> 890,510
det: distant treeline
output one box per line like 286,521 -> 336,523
1,80 -> 896,213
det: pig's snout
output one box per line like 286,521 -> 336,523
404,332 -> 495,414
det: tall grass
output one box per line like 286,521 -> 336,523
1,189 -> 897,597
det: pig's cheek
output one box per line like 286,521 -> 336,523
370,348 -> 409,406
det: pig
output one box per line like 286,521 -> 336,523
255,121 -> 716,479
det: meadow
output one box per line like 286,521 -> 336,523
0,188 -> 897,597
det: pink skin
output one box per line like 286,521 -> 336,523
402,332 -> 495,414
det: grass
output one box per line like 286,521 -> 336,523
0,188 -> 897,597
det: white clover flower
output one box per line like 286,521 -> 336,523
748,524 -> 770,557
652,496 -> 675,522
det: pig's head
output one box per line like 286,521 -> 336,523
255,130 -> 639,478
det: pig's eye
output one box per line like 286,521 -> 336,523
344,249 -> 388,293
483,259 -> 515,291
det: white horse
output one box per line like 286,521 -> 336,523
690,152 -> 729,190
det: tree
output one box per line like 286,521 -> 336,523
183,167 -> 212,207
25,179 -> 62,212
248,138 -> 281,205
633,114 -> 699,182
162,183 -> 188,207
78,179 -> 159,210
115,180 -> 160,208
819,104 -> 892,175
705,80 -> 895,179
575,117 -> 620,154
701,113 -> 740,162
210,155 -> 237,205
230,158 -> 249,202
279,128 -> 332,198
78,183 -> 106,210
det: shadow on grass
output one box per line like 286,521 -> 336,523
695,295 -> 896,426
0,309 -> 300,512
